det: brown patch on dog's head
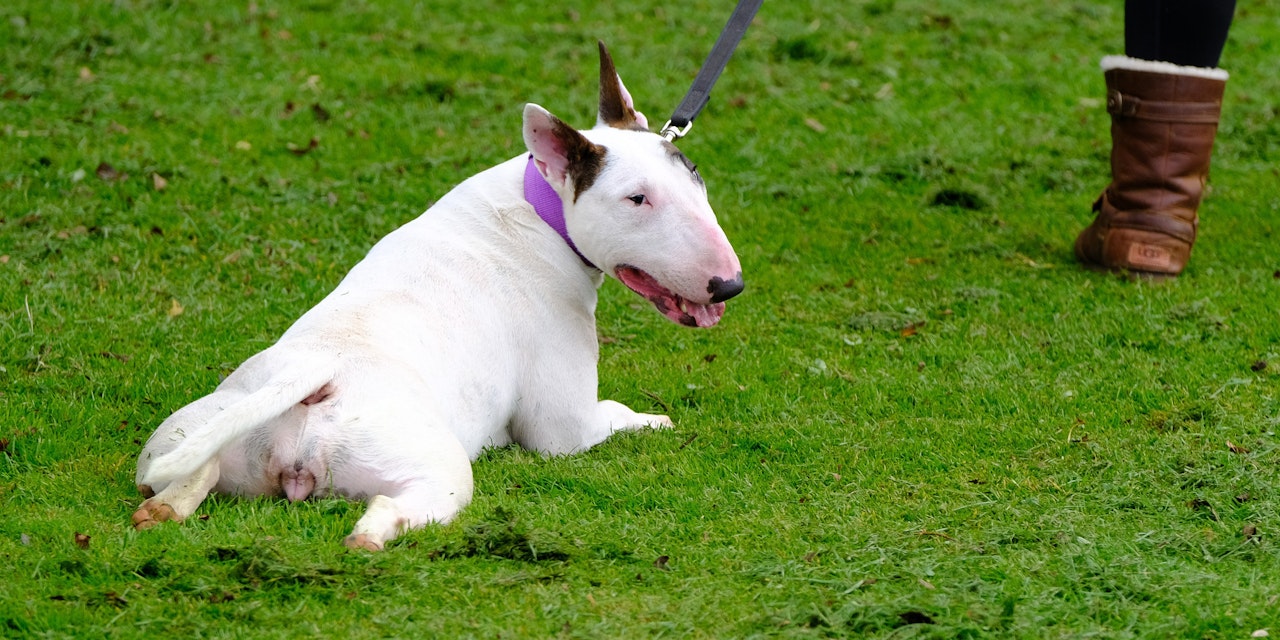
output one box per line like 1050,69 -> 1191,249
525,103 -> 607,202
597,41 -> 648,132
554,116 -> 606,200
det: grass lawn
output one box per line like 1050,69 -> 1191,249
2,0 -> 1278,637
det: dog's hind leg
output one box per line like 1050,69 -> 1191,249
136,389 -> 246,495
343,479 -> 474,551
338,432 -> 475,551
132,458 -> 220,530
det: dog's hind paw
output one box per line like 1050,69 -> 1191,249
132,500 -> 178,530
343,533 -> 384,552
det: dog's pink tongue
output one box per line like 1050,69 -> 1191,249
684,301 -> 725,328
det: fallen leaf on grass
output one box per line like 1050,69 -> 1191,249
1253,629 -> 1269,638
55,225 -> 87,239
152,173 -> 167,191
288,138 -> 319,156
168,299 -> 184,318
74,532 -> 90,549
1227,440 -> 1251,455
100,592 -> 128,608
96,162 -> 125,181
1187,497 -> 1220,521
1244,524 -> 1260,542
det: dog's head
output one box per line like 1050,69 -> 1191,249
522,42 -> 743,328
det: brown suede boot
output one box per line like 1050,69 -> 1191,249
1074,56 -> 1228,277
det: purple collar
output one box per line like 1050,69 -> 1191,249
523,155 -> 597,269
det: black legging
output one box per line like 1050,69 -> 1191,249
1125,0 -> 1237,68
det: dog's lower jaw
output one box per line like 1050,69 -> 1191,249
614,265 -> 726,328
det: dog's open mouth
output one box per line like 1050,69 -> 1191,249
615,265 -> 724,328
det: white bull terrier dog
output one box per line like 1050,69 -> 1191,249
133,42 -> 744,550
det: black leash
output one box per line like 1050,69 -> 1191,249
660,0 -> 764,142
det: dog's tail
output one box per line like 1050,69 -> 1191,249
140,359 -> 336,488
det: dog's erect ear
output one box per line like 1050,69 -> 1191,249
596,41 -> 649,131
523,103 -> 605,198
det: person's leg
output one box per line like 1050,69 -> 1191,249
1074,1 -> 1236,277
1125,0 -> 1236,68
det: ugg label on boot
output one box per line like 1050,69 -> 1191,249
1127,243 -> 1172,270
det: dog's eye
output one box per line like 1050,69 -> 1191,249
627,195 -> 647,206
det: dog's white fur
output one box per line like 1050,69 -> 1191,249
133,43 -> 743,550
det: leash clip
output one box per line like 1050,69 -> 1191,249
659,120 -> 693,142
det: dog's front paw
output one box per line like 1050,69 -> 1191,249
343,533 -> 384,552
638,412 -> 674,429
131,500 -> 179,530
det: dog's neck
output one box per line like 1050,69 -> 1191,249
523,156 -> 597,270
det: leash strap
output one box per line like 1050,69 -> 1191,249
660,0 -> 764,142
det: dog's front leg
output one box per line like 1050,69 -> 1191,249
131,458 -> 220,529
561,400 -> 674,454
597,399 -> 673,435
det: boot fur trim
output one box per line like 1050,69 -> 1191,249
1101,55 -> 1228,81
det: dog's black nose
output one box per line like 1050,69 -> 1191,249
707,273 -> 745,303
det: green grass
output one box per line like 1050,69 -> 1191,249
3,0 -> 1278,637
